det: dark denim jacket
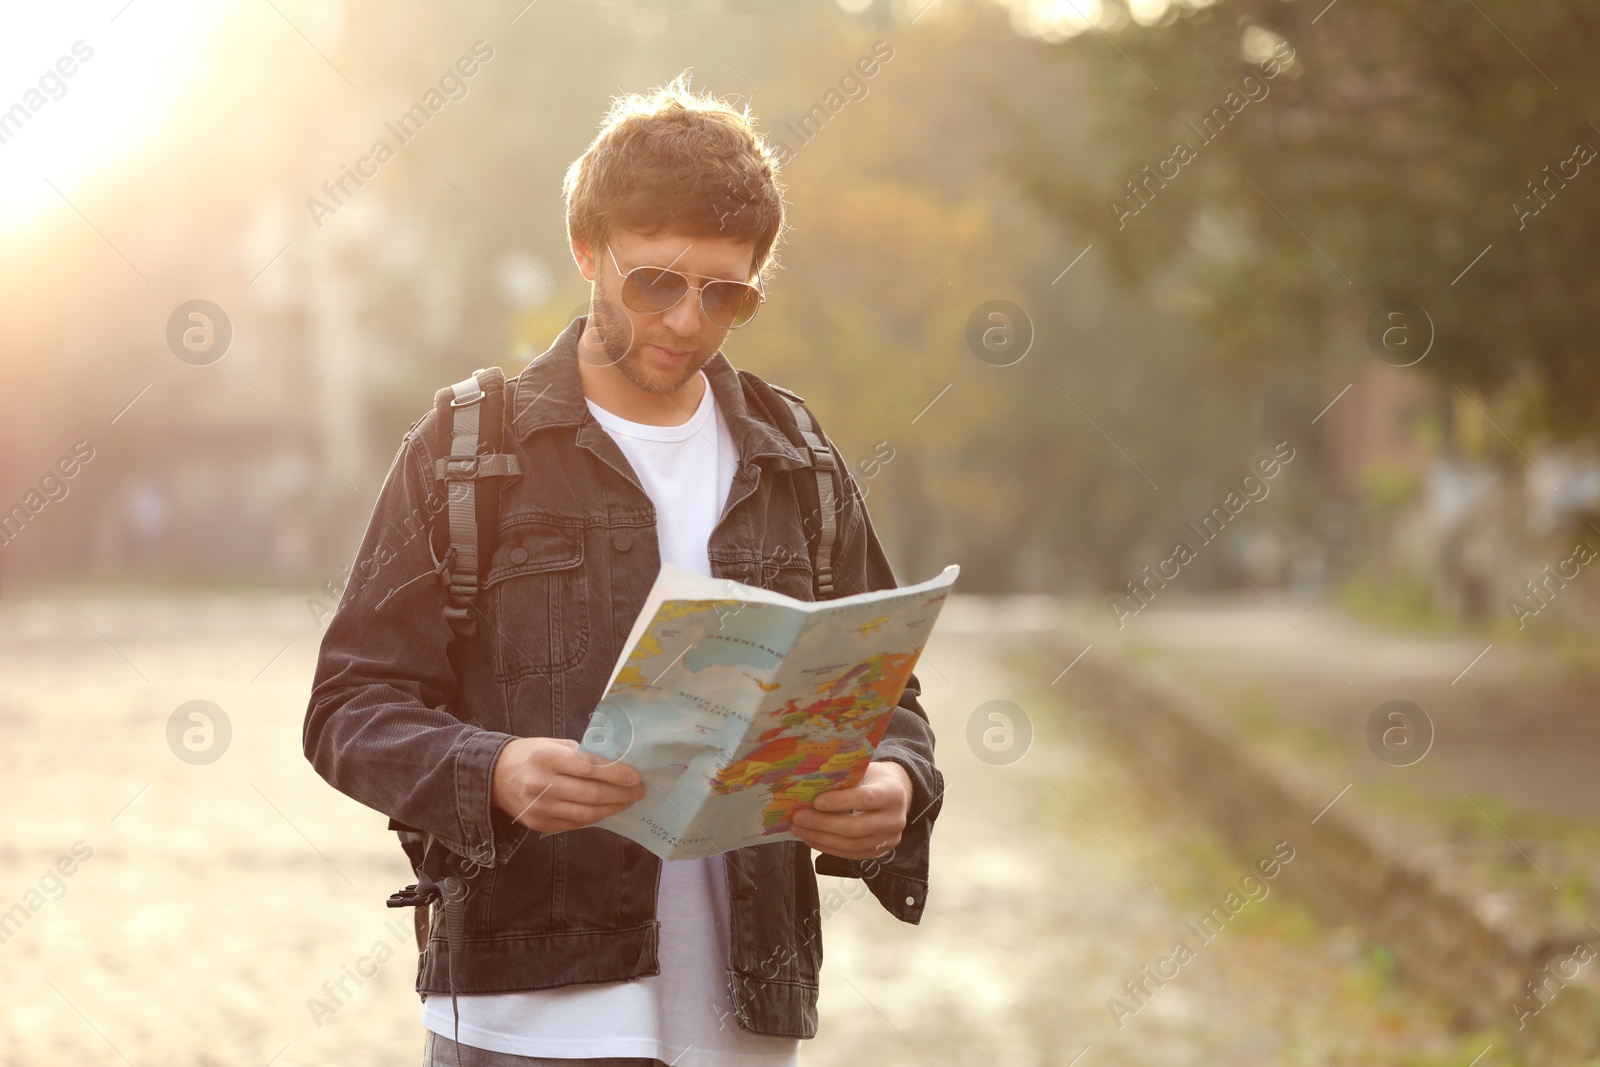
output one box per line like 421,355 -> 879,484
302,317 -> 944,1040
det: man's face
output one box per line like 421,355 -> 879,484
577,229 -> 758,396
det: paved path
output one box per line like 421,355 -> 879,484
806,596 -> 1491,1067
0,593 -> 1489,1066
1061,592 -> 1592,817
1059,592 -> 1600,933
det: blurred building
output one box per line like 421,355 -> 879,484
1317,364 -> 1600,627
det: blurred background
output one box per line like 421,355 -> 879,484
3,0 -> 1599,1064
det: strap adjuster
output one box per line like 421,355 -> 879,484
449,378 -> 486,407
387,882 -> 438,908
440,455 -> 480,479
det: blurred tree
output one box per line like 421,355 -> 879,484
742,2 -> 1294,593
1006,0 -> 1600,448
0,0 -> 1339,591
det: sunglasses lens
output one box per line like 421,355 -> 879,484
702,282 -> 762,329
623,268 -> 689,313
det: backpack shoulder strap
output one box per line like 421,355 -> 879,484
430,367 -> 521,640
762,380 -> 840,600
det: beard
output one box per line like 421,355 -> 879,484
585,290 -> 711,396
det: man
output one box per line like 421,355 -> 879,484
303,74 -> 944,1067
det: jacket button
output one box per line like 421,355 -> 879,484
509,547 -> 528,564
614,532 -> 633,552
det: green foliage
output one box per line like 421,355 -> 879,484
1358,462 -> 1422,519
1330,570 -> 1446,633
1008,0 -> 1600,446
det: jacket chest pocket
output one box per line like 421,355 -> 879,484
484,520 -> 589,679
710,545 -> 816,603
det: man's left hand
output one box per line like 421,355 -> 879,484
791,760 -> 912,861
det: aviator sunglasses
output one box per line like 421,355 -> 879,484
606,245 -> 765,330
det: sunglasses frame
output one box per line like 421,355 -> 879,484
605,245 -> 765,330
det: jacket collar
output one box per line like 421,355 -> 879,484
511,315 -> 810,470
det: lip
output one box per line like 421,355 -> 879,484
645,343 -> 693,362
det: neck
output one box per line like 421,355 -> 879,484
578,351 -> 707,426
576,323 -> 709,426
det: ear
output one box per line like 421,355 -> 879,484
571,235 -> 597,282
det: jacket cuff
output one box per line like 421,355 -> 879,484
873,742 -> 944,829
450,728 -> 528,868
816,853 -> 930,922
811,751 -> 942,924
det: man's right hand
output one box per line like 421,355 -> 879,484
490,737 -> 648,833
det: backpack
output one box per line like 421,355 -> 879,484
424,364 -> 843,644
387,363 -> 849,1035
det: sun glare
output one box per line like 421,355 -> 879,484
0,1 -> 241,237
997,0 -> 1177,41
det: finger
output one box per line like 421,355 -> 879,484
560,744 -> 643,787
540,797 -> 640,826
508,778 -> 561,827
512,777 -> 641,826
550,773 -> 648,807
792,808 -> 899,838
521,806 -> 633,838
519,809 -> 587,832
811,782 -> 884,813
793,826 -> 898,859
511,797 -> 569,830
790,819 -> 902,851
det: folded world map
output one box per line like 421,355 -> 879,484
576,561 -> 960,860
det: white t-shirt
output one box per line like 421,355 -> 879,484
422,371 -> 800,1066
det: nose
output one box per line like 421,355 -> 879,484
661,284 -> 704,338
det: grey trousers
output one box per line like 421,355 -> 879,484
424,1029 -> 672,1066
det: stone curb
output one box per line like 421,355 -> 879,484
1050,634 -> 1600,1066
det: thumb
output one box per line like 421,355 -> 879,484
814,787 -> 859,811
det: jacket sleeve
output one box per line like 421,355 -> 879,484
808,434 -> 944,927
302,418 -> 525,870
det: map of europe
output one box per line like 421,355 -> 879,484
578,562 -> 959,861
711,650 -> 919,834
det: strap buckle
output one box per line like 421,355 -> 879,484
387,881 -> 439,909
449,378 -> 486,407
440,455 -> 480,479
442,604 -> 476,631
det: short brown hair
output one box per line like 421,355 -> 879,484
563,72 -> 786,283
